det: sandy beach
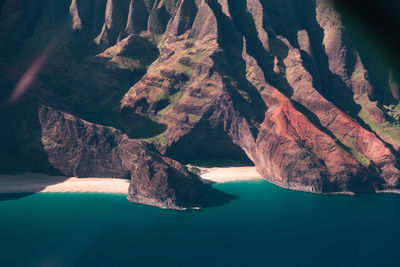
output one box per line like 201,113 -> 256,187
0,173 -> 130,194
199,166 -> 263,183
0,166 -> 263,194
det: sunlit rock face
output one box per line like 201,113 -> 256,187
0,0 -> 399,205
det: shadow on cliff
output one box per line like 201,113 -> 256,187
208,0 -> 267,125
166,118 -> 254,162
227,0 -> 294,98
292,0 -> 374,128
0,75 -> 68,200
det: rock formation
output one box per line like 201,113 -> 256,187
120,0 -> 400,193
0,0 -> 399,208
39,105 -> 204,209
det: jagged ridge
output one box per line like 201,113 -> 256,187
1,0 -> 400,208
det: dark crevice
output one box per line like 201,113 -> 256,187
124,0 -> 150,36
299,50 -> 321,89
260,0 -> 301,49
227,0 -> 294,98
174,0 -> 198,36
166,117 -> 253,164
292,0 -> 377,132
148,3 -> 171,34
206,0 -> 267,126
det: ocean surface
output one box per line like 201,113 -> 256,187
1,180 -> 399,267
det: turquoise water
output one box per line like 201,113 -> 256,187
1,180 -> 399,267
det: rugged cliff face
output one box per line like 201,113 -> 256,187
120,0 -> 400,192
39,105 -> 205,209
0,0 -> 399,207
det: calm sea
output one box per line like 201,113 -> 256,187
0,180 -> 399,267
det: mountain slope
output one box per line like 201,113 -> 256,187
0,0 -> 399,207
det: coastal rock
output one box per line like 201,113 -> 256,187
38,105 -> 204,209
129,152 -> 204,209
38,105 -> 134,178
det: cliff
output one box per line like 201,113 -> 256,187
0,0 -> 399,208
39,105 -> 205,209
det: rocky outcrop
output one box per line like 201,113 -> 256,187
38,105 -> 204,209
129,151 -> 204,209
39,105 -> 135,178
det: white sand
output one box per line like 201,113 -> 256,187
0,173 -> 130,194
199,166 -> 263,183
0,166 -> 263,194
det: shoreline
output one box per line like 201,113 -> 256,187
259,175 -> 400,196
0,166 -> 263,194
0,173 -> 130,194
198,166 -> 263,183
1,170 -> 399,196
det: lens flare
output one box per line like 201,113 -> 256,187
7,38 -> 60,105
